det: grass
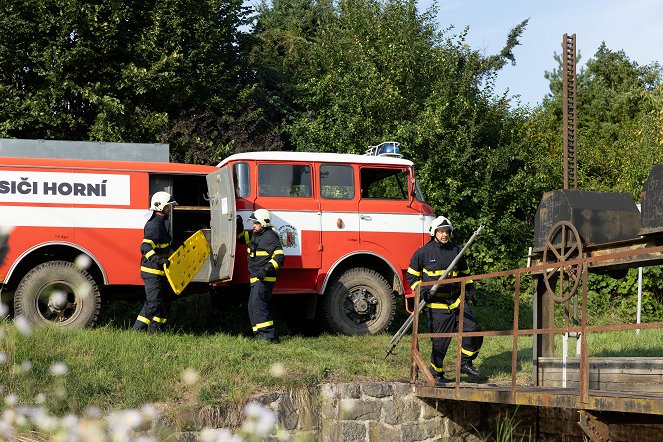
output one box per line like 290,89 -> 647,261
2,291 -> 663,430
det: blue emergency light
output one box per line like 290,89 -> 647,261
365,141 -> 403,158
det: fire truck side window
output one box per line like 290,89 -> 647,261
232,162 -> 251,198
258,164 -> 312,198
360,167 -> 408,200
320,164 -> 354,200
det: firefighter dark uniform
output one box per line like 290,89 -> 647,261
238,210 -> 284,342
407,218 -> 483,382
132,192 -> 176,332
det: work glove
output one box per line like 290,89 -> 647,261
254,268 -> 267,281
466,285 -> 477,306
236,215 -> 244,234
157,257 -> 170,269
422,290 -> 432,303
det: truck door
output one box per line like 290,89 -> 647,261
253,162 -> 321,292
206,167 -> 237,282
318,163 -> 360,268
357,166 -> 422,260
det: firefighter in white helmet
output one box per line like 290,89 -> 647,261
237,208 -> 284,342
132,191 -> 178,332
406,215 -> 483,384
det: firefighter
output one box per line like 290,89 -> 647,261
237,209 -> 284,342
406,216 -> 483,385
131,191 -> 177,332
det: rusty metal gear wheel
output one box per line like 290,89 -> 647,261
542,221 -> 583,303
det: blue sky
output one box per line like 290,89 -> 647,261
420,0 -> 663,106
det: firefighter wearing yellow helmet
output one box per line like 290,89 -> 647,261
237,208 -> 284,342
132,191 -> 178,332
406,215 -> 483,384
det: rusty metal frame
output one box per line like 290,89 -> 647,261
411,243 -> 663,415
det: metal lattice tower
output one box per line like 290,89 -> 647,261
562,33 -> 578,190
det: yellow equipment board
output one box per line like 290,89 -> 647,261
165,230 -> 211,295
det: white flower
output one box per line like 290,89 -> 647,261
20,360 -> 32,372
0,303 -> 8,318
140,404 -> 160,422
50,362 -> 69,376
200,428 -> 242,442
49,291 -> 68,310
181,368 -> 200,385
4,394 -> 18,407
14,316 -> 32,337
243,402 -> 277,437
255,409 -> 277,436
34,393 -> 46,404
0,352 -> 6,365
244,402 -> 264,418
74,254 -> 92,270
84,406 -> 102,418
269,362 -> 286,377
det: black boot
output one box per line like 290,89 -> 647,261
428,367 -> 449,386
460,361 -> 481,377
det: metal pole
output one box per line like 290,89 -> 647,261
385,225 -> 484,357
637,266 -> 643,334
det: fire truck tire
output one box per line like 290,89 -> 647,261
324,268 -> 395,335
14,261 -> 101,328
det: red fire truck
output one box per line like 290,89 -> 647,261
0,139 -> 435,335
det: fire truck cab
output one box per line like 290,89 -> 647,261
0,139 -> 435,335
209,143 -> 435,334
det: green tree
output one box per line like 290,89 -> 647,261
541,43 -> 663,196
252,0 -> 536,268
0,0 -> 255,163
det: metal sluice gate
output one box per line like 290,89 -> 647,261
410,163 -> 663,439
410,243 -> 663,415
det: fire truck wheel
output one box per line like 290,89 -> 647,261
14,261 -> 101,328
324,268 -> 395,335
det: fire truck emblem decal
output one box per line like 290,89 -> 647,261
277,224 -> 298,249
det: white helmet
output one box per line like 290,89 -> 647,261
248,208 -> 273,227
429,216 -> 453,236
150,191 -> 177,211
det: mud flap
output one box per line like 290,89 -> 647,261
165,230 -> 211,295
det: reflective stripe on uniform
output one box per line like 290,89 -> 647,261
142,239 -> 170,249
252,320 -> 274,332
428,297 -> 462,310
269,259 -> 279,269
250,276 -> 277,283
461,347 -> 479,357
410,280 -> 420,290
255,251 -> 269,256
430,362 -> 444,372
145,250 -> 156,259
407,267 -> 421,277
423,268 -> 458,277
137,315 -> 151,325
141,266 -> 166,276
272,250 -> 284,255
152,316 -> 167,324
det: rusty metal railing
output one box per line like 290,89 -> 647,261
410,243 -> 663,406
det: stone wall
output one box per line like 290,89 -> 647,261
188,382 -> 663,441
248,382 -> 534,441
